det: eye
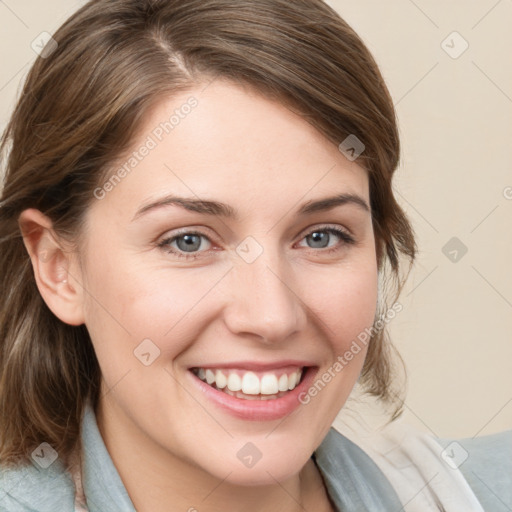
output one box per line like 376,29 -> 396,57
297,226 -> 355,253
157,225 -> 356,261
157,230 -> 212,260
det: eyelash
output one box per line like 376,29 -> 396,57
157,226 -> 356,261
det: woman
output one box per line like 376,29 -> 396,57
0,1 -> 510,511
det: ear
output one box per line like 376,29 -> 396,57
18,208 -> 85,326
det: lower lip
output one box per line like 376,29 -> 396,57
187,367 -> 318,421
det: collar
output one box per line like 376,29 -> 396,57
81,403 -> 136,511
313,427 -> 402,510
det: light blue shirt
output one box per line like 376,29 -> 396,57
1,403 -> 511,511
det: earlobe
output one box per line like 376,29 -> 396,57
18,208 -> 85,326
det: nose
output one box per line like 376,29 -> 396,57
222,250 -> 307,345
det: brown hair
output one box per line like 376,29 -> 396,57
0,0 -> 416,467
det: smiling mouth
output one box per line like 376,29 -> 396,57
190,366 -> 307,401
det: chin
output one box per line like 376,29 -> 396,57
194,441 -> 311,486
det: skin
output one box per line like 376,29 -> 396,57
20,78 -> 378,512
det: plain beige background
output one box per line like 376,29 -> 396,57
0,1 -> 511,439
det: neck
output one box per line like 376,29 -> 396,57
94,400 -> 333,512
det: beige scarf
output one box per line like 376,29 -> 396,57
334,407 -> 485,512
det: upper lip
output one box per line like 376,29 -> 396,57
188,360 -> 316,371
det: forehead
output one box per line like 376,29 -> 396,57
92,79 -> 369,220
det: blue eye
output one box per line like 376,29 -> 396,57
301,227 -> 355,250
157,231 -> 212,260
172,233 -> 204,252
157,226 -> 355,260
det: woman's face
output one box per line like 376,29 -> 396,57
77,79 -> 378,485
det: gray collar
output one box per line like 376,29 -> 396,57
313,427 -> 403,511
81,403 -> 136,511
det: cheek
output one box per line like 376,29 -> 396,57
307,262 -> 378,353
291,261 -> 378,432
81,247 -> 230,369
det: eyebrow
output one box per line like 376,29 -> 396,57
132,193 -> 370,222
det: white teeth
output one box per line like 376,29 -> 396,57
215,370 -> 227,389
288,372 -> 297,390
205,369 -> 215,385
278,374 -> 289,392
193,367 -> 305,397
260,374 -> 279,395
242,372 -> 260,395
227,373 -> 242,391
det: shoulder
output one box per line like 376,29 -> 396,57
436,429 -> 512,512
0,455 -> 76,512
